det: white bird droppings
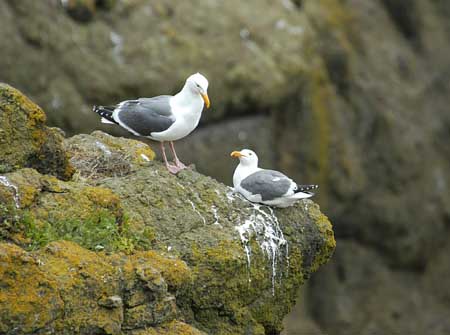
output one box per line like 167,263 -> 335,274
211,205 -> 221,226
0,176 -> 20,209
95,141 -> 112,156
140,153 -> 150,162
235,203 -> 289,295
188,200 -> 206,225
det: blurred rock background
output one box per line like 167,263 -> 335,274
1,0 -> 449,334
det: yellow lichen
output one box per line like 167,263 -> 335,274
135,146 -> 156,163
307,204 -> 336,272
138,320 -> 206,335
0,243 -> 63,333
84,186 -> 121,208
18,185 -> 39,208
131,251 -> 192,290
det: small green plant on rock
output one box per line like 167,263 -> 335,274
12,209 -> 154,253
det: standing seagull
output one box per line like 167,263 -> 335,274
231,149 -> 318,208
93,73 -> 210,174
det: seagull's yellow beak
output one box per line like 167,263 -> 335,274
201,93 -> 210,109
230,151 -> 244,158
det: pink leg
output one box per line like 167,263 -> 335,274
160,142 -> 181,174
169,141 -> 187,169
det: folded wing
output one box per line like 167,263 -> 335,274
240,170 -> 294,201
116,95 -> 175,136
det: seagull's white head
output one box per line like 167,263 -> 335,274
186,72 -> 210,108
230,149 -> 259,167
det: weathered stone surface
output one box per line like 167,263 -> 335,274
98,295 -> 124,309
4,0 -> 447,333
0,0 -> 305,134
0,241 -> 190,335
0,158 -> 334,334
0,86 -> 335,334
0,243 -> 64,334
0,84 -> 73,180
65,131 -> 155,180
308,240 -> 450,335
272,0 -> 450,270
270,1 -> 450,333
129,320 -> 207,335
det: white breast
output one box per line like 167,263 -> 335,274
150,95 -> 203,141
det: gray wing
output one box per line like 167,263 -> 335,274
116,95 -> 175,136
240,170 -> 293,201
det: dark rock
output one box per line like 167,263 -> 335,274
308,240 -> 450,335
0,1 -> 304,134
0,84 -> 73,180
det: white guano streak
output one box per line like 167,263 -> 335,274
0,176 -> 20,208
188,199 -> 206,225
235,203 -> 289,295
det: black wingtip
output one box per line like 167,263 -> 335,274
295,184 -> 319,193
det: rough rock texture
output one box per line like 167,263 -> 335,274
274,0 -> 450,269
0,87 -> 335,334
272,1 -> 450,334
0,0 -> 306,134
0,241 -> 201,335
0,84 -> 73,180
2,0 -> 450,333
65,131 -> 156,180
308,240 -> 450,335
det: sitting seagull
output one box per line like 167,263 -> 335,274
93,73 -> 210,174
230,149 -> 318,208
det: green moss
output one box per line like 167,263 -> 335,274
0,204 -> 23,242
308,206 -> 336,273
21,210 -> 117,251
17,185 -> 39,208
185,238 -> 298,334
16,210 -> 153,253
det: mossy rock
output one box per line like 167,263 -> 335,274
75,146 -> 335,334
129,320 -> 207,335
0,241 -> 195,335
0,153 -> 334,334
0,83 -> 73,180
65,131 -> 155,180
0,82 -> 334,334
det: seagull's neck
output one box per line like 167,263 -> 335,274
171,85 -> 203,112
233,163 -> 259,188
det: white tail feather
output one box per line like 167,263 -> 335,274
101,117 -> 115,124
291,192 -> 314,199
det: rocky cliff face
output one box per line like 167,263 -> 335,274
0,0 -> 306,134
0,85 -> 334,334
273,2 -> 450,334
2,0 -> 450,334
